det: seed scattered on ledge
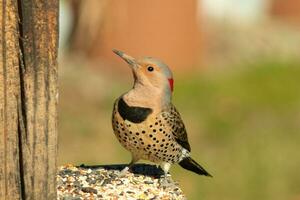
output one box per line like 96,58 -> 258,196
57,164 -> 186,200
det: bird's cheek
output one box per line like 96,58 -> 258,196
132,67 -> 145,79
135,72 -> 150,85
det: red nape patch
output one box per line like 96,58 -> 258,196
168,78 -> 174,92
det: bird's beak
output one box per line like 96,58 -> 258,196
113,49 -> 137,67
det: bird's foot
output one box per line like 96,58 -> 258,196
118,166 -> 130,177
159,174 -> 173,188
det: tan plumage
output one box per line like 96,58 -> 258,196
112,100 -> 188,164
112,49 -> 211,177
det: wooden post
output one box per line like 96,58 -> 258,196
0,0 -> 59,199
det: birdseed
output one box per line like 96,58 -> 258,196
57,164 -> 186,200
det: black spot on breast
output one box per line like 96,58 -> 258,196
118,98 -> 153,123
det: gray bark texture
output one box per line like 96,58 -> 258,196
0,0 -> 59,199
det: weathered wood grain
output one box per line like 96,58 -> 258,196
0,0 -> 59,199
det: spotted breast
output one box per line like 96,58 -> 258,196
112,97 -> 188,164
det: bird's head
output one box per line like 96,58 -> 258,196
113,49 -> 174,97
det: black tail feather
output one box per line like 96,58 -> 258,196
179,157 -> 212,177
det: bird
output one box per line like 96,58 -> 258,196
111,49 -> 212,179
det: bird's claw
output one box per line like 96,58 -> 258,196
118,166 -> 130,177
159,174 -> 173,188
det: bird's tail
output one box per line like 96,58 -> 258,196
179,157 -> 212,177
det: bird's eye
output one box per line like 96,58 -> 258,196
147,66 -> 154,72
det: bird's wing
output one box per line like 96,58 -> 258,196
161,104 -> 191,152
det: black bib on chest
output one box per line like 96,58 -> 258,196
118,98 -> 153,123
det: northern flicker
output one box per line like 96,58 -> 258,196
112,49 -> 212,178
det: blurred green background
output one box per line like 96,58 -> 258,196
59,0 -> 300,199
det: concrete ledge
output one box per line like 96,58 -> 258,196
57,164 -> 186,200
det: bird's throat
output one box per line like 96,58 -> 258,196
124,83 -> 171,111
